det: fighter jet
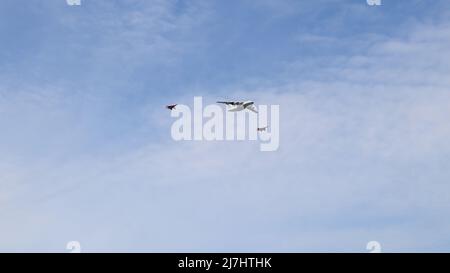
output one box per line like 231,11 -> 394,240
216,101 -> 258,113
166,104 -> 177,111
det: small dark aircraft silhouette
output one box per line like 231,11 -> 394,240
166,104 -> 177,111
257,126 -> 268,132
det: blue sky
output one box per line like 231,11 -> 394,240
1,0 -> 450,252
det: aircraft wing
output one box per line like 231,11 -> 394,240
246,105 -> 258,113
217,101 -> 242,105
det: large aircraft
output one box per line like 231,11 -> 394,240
217,100 -> 258,113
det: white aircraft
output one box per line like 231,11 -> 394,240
217,100 -> 258,113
